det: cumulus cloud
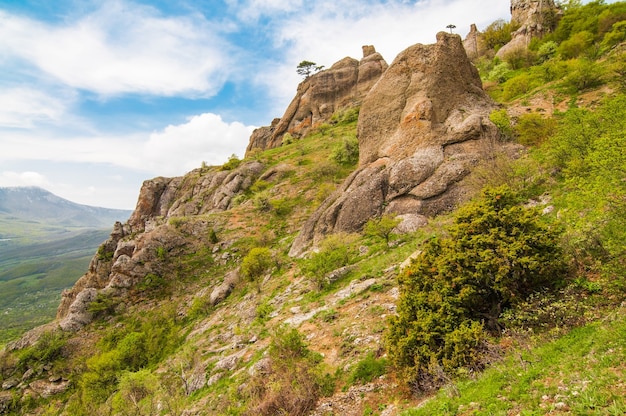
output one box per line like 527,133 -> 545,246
0,113 -> 254,177
0,2 -> 232,96
142,113 -> 255,175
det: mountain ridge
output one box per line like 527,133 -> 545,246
0,186 -> 132,231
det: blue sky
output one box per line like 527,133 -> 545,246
0,0 -> 519,209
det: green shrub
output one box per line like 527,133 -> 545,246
537,40 -> 558,62
487,62 -> 513,83
17,330 -> 66,371
221,154 -> 241,171
558,30 -> 595,59
563,58 -> 605,91
489,109 -> 514,140
348,352 -> 388,385
329,136 -> 359,166
514,112 -> 557,146
300,233 -> 360,289
363,214 -> 401,245
386,186 -> 567,392
501,73 -> 538,101
241,247 -> 273,282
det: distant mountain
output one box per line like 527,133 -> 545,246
0,187 -> 133,344
0,186 -> 132,230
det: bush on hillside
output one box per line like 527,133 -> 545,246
386,186 -> 568,393
244,326 -> 333,416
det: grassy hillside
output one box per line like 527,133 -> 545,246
0,229 -> 110,345
0,2 -> 624,415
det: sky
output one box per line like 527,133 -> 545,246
0,0 -> 519,210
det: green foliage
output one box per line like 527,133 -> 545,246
514,112 -> 557,146
544,95 -> 626,273
241,247 -> 273,282
402,310 -> 626,415
297,60 -> 324,78
208,228 -> 219,244
489,109 -> 514,140
558,30 -> 595,58
330,106 -> 360,124
17,330 -> 66,372
87,292 -> 117,319
563,58 -> 605,91
348,352 -> 389,385
221,154 -> 242,171
78,307 -> 182,407
482,19 -> 517,51
487,61 -> 513,83
256,298 -> 274,323
501,73 -> 540,101
537,40 -> 558,62
300,233 -> 360,289
363,214 -> 401,245
329,135 -> 359,166
386,186 -> 567,392
111,369 -> 159,416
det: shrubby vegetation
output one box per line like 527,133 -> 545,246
386,186 -> 567,392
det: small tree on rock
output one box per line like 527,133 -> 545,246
297,60 -> 325,79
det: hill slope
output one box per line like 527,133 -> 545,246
0,1 -> 625,415
0,187 -> 132,345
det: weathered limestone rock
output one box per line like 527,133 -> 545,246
463,23 -> 487,59
246,46 -> 387,154
497,0 -> 561,59
53,161 -> 264,331
290,32 -> 506,257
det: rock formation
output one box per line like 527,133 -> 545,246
245,46 -> 387,154
496,0 -> 561,59
56,161 -> 265,331
289,32 -> 509,257
463,23 -> 487,60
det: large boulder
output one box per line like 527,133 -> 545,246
290,32 -> 509,257
246,46 -> 388,154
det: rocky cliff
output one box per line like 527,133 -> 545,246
56,162 -> 265,330
496,0 -> 561,59
246,46 -> 388,154
289,32 -> 512,257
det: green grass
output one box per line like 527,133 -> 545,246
0,229 -> 110,346
403,307 -> 626,415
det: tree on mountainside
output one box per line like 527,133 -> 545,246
297,60 -> 325,78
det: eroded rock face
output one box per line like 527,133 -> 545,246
55,161 -> 265,331
246,46 -> 387,154
289,32 -> 506,257
497,0 -> 561,59
463,23 -> 487,60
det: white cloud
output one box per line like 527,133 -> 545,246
143,113 -> 255,175
0,171 -> 50,188
229,0 -> 304,22
0,87 -> 71,128
0,112 -> 254,177
0,2 -> 232,96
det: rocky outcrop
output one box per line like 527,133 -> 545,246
246,46 -> 387,154
56,161 -> 265,331
463,24 -> 487,60
289,32 -> 508,257
496,0 -> 561,59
